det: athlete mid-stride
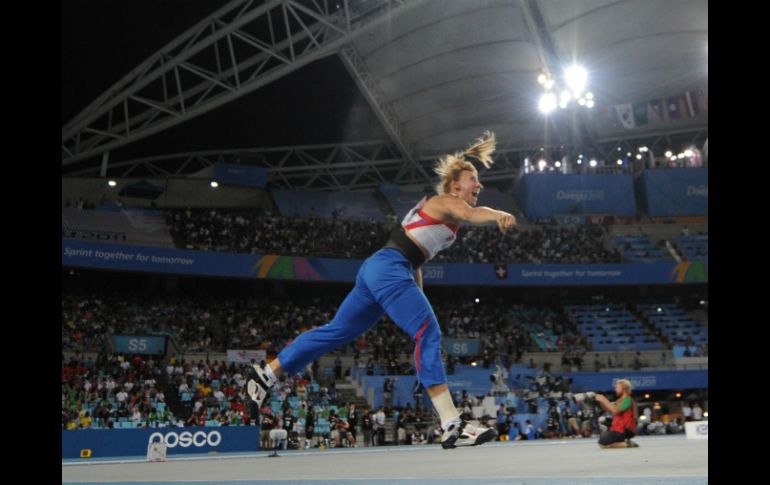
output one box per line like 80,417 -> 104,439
247,132 -> 516,449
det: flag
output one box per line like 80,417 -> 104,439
648,99 -> 665,123
684,91 -> 698,117
601,106 -> 620,128
692,89 -> 708,113
666,96 -> 682,120
616,103 -> 635,128
632,102 -> 648,126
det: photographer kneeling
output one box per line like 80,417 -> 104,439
594,379 -> 639,449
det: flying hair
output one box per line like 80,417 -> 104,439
433,131 -> 496,194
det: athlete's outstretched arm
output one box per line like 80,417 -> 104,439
438,195 -> 516,233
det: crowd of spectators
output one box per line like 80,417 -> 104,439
61,344 -> 696,446
325,297 -> 590,374
166,209 -> 623,264
434,225 -> 622,264
62,288 -> 339,356
63,287 -> 552,359
64,283 -> 657,376
167,209 -> 387,259
165,356 -> 255,428
62,289 -> 228,354
61,352 -> 171,430
166,357 -> 383,449
61,350 -> 356,443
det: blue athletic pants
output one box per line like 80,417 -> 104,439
277,248 -> 447,387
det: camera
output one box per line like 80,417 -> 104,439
571,392 -> 596,404
520,373 -> 578,415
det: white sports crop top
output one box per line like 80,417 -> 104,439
401,196 -> 459,260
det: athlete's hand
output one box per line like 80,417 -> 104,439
496,212 -> 517,234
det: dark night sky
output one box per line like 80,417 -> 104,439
62,0 -> 388,164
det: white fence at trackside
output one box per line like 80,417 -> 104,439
685,420 -> 708,439
674,357 -> 709,370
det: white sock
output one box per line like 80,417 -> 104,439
430,389 -> 460,430
263,364 -> 278,387
442,417 -> 462,430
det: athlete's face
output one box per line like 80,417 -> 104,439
453,169 -> 482,206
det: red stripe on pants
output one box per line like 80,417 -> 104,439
414,319 -> 429,376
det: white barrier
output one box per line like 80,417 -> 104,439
684,420 -> 708,439
147,441 -> 167,462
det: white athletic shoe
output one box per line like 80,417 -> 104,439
246,364 -> 271,407
441,420 -> 497,449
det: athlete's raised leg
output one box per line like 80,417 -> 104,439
362,254 -> 497,449
247,263 -> 383,407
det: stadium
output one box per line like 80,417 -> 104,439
61,1 -> 708,483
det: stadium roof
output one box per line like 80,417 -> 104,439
62,0 -> 707,189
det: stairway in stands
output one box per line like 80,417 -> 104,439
335,374 -> 438,445
628,304 -> 670,349
157,369 -> 190,420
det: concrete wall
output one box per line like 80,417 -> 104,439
62,177 -> 274,210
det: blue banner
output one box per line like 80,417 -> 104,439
639,168 -> 708,216
62,240 -> 707,285
560,370 -> 708,392
517,173 -> 637,218
214,163 -> 268,188
62,426 -> 261,459
442,339 -> 481,356
112,336 -> 167,355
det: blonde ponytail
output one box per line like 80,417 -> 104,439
463,131 -> 496,169
433,131 -> 496,194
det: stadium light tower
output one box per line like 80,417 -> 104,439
539,93 -> 557,114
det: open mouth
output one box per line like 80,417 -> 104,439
471,191 -> 479,198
